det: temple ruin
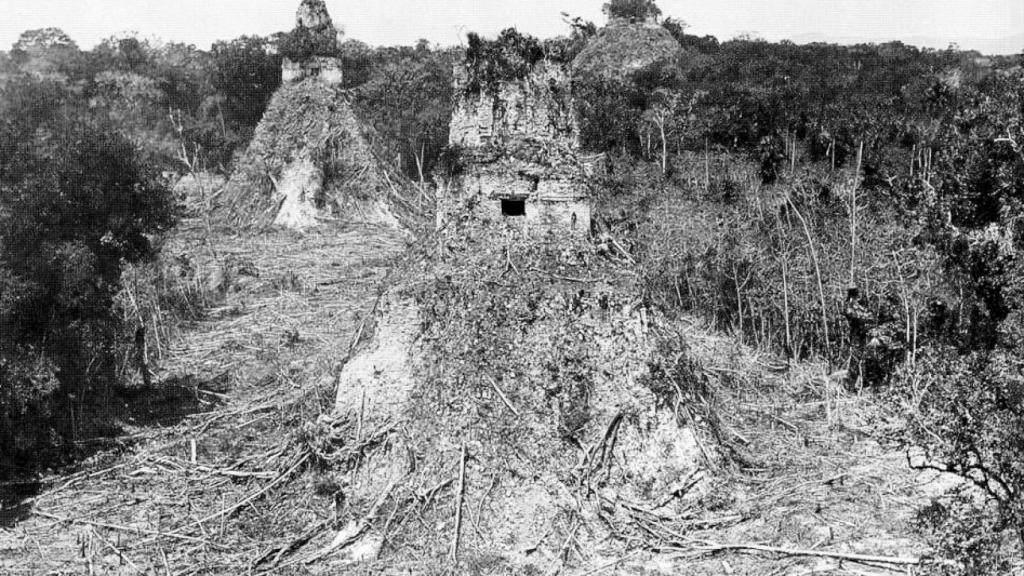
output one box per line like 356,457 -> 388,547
280,0 -> 344,86
214,0 -> 408,230
572,15 -> 682,80
438,61 -> 595,236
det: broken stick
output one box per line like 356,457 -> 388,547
450,442 -> 468,564
678,541 -> 927,566
488,377 -> 521,417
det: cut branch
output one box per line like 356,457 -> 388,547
674,541 -> 930,567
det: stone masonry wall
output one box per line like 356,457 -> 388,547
282,56 -> 344,86
449,63 -> 579,149
441,62 -> 595,236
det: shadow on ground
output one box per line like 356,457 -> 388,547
0,374 -> 227,528
117,374 -> 228,427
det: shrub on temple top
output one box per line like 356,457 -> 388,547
278,25 -> 340,62
463,28 -> 545,95
603,0 -> 662,22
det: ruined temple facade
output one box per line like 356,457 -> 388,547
281,0 -> 344,86
282,56 -> 343,86
439,62 -> 595,236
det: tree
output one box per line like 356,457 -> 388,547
661,17 -> 688,43
0,77 -> 176,476
602,0 -> 662,22
210,35 -> 281,127
904,69 -> 1024,559
11,27 -> 77,61
90,34 -> 154,74
643,89 -> 681,174
10,28 -> 80,80
354,45 -> 455,183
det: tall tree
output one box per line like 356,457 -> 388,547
209,35 -> 281,127
10,28 -> 80,80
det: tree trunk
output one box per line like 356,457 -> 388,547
135,325 -> 153,388
659,121 -> 668,175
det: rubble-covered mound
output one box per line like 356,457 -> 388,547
214,80 -> 413,230
309,226 -> 718,572
572,19 -> 683,79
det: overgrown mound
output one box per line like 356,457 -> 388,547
572,19 -> 682,79
214,80 -> 417,230
309,227 -> 716,571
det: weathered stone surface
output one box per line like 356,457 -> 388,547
282,56 -> 343,86
296,0 -> 335,30
282,0 -> 344,86
441,62 -> 598,237
273,152 -> 322,229
334,292 -> 422,419
449,63 -> 578,149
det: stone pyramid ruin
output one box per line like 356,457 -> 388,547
214,0 -> 406,230
572,15 -> 682,80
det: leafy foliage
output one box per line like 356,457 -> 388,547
352,43 -> 455,182
0,77 -> 176,476
915,487 -> 1013,575
209,36 -> 282,128
602,0 -> 662,22
463,28 -> 546,96
901,68 -> 1024,554
9,28 -> 80,79
277,25 -> 340,62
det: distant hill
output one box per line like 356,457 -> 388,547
788,31 -> 1024,56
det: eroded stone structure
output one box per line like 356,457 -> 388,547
281,0 -> 344,86
282,56 -> 343,85
439,62 -> 594,236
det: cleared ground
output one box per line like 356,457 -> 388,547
0,219 -> 407,575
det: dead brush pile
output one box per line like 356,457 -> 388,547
213,80 -> 428,230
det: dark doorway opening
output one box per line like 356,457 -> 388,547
501,199 -> 526,217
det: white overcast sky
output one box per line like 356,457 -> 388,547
3,0 -> 1023,54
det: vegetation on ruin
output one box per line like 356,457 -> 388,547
462,28 -> 546,95
602,0 -> 662,22
277,25 -> 341,62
